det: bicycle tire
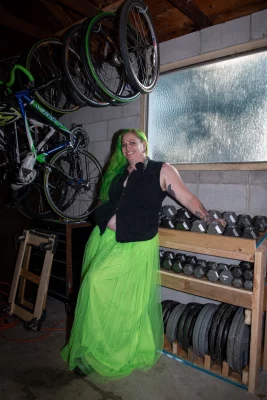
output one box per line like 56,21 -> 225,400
82,12 -> 140,104
119,0 -> 160,94
44,148 -> 102,220
26,38 -> 80,114
61,24 -> 109,108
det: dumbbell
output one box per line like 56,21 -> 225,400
183,256 -> 198,276
172,253 -> 186,274
232,277 -> 244,288
207,220 -> 225,235
222,211 -> 238,226
236,214 -> 259,239
244,280 -> 253,291
240,261 -> 254,280
209,210 -> 222,220
193,260 -> 208,279
175,217 -> 193,231
160,205 -> 177,229
218,264 -> 234,285
252,216 -> 267,232
191,220 -> 207,233
230,261 -> 253,279
176,208 -> 194,220
206,262 -> 219,282
162,251 -> 175,270
159,250 -> 165,266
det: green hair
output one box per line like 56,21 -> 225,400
100,129 -> 148,202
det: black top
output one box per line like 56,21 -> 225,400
94,159 -> 167,243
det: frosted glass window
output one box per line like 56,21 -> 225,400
148,51 -> 267,164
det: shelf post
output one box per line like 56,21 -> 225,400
248,244 -> 266,393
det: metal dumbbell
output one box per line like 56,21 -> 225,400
209,210 -> 222,220
191,220 -> 207,233
206,262 -> 219,282
175,217 -> 193,231
162,251 -> 175,270
193,260 -> 208,279
232,277 -> 244,288
244,280 -> 253,291
172,253 -> 186,274
159,250 -> 165,266
252,216 -> 267,232
222,211 -> 238,226
159,205 -> 177,228
183,256 -> 198,276
207,220 -> 225,235
176,208 -> 194,220
218,264 -> 234,285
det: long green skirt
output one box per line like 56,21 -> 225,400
60,226 -> 163,379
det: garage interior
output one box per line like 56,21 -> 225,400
1,1 -> 267,399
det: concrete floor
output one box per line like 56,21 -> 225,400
1,297 -> 267,400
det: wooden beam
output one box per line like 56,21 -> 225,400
0,6 -> 56,39
56,0 -> 99,17
167,0 -> 212,28
40,0 -> 73,27
102,0 -> 125,12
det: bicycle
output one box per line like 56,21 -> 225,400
0,64 -> 102,221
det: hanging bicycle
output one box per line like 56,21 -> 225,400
0,64 -> 102,221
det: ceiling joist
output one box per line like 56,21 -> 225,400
40,0 -> 74,27
0,5 -> 56,39
55,0 -> 99,18
168,0 -> 212,28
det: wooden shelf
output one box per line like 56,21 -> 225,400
158,226 -> 267,394
160,270 -> 252,308
159,228 -> 257,262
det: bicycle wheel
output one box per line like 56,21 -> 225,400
119,0 -> 160,94
82,12 -> 140,104
62,24 -> 109,108
26,39 -> 80,114
44,148 -> 102,220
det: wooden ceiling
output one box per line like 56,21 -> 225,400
0,0 -> 267,57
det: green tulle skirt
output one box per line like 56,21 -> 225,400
60,226 -> 163,379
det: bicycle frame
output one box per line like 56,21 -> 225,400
15,89 -> 73,164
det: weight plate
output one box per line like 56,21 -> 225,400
226,307 -> 244,370
166,304 -> 186,344
192,303 -> 215,357
183,304 -> 204,351
198,304 -> 218,358
209,303 -> 230,362
233,311 -> 250,373
163,301 -> 179,333
177,303 -> 197,348
215,305 -> 238,364
162,300 -> 175,319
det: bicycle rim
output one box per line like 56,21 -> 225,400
119,0 -> 160,94
83,12 -> 140,104
26,38 -> 80,114
44,148 -> 102,220
62,24 -> 109,108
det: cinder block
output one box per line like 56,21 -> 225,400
198,171 -> 221,184
69,106 -> 94,125
251,9 -> 267,40
200,24 -> 223,53
249,170 -> 267,184
83,121 -> 107,142
160,31 -> 200,65
249,185 -> 267,214
107,116 -> 140,140
179,171 -> 198,184
222,171 -> 249,184
93,140 -> 112,162
122,98 -> 140,117
222,16 -> 250,47
93,105 -> 124,122
198,184 -> 247,213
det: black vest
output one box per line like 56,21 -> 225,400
94,159 -> 166,243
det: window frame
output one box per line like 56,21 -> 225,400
141,37 -> 267,171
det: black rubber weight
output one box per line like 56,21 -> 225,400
192,303 -> 215,357
166,304 -> 186,344
209,303 -> 230,362
226,307 -> 244,370
177,303 -> 197,348
233,311 -> 250,373
214,305 -> 238,364
163,301 -> 179,333
182,304 -> 203,351
198,304 -> 218,358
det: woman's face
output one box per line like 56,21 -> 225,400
121,132 -> 146,164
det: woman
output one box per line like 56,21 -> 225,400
60,129 -> 224,379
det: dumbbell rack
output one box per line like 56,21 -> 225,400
159,227 -> 267,394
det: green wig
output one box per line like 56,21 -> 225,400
99,129 -> 148,202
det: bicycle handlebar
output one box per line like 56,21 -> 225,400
4,64 -> 35,88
